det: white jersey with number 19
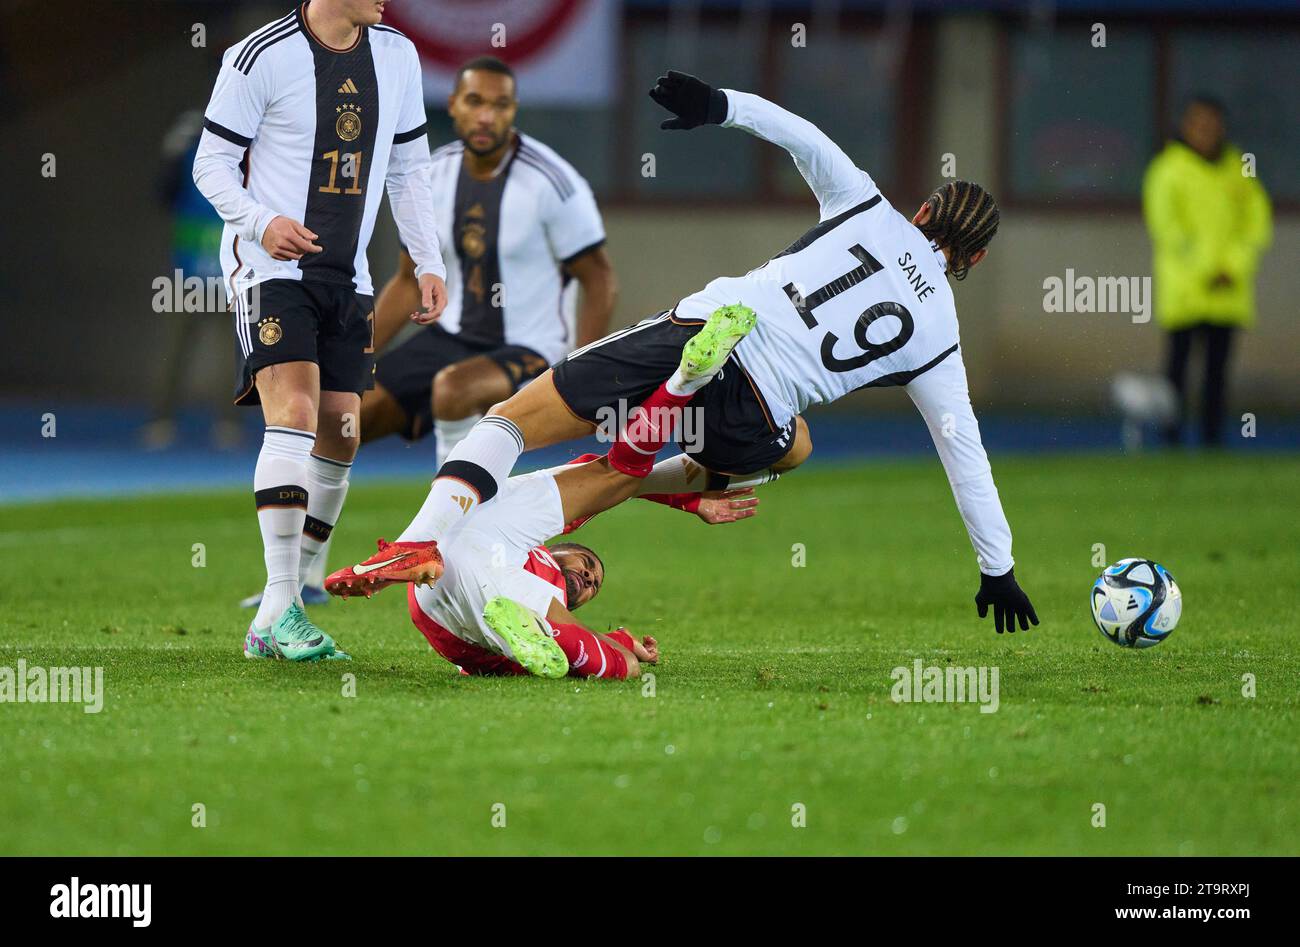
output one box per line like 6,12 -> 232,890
675,90 -> 1014,577
676,92 -> 957,424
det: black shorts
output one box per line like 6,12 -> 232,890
374,322 -> 549,441
552,312 -> 797,476
232,278 -> 375,405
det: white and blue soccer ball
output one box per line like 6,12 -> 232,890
1090,558 -> 1182,649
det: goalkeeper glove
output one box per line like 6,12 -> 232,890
975,568 -> 1039,633
649,70 -> 728,130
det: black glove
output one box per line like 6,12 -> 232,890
649,70 -> 728,130
975,568 -> 1039,633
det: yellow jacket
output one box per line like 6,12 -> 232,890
1142,140 -> 1272,329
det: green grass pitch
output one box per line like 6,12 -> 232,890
1,451 -> 1297,855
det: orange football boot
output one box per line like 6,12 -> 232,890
325,538 -> 443,598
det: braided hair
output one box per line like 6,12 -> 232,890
916,181 -> 999,281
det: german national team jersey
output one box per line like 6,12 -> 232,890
424,134 -> 606,365
194,3 -> 445,297
675,90 -> 1014,575
676,92 -> 958,425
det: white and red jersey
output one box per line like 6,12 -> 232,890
408,471 -> 632,679
412,471 -> 566,650
408,541 -> 630,679
675,90 -> 1014,576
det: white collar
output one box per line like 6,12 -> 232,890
930,239 -> 948,273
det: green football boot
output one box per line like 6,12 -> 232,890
243,624 -> 277,660
269,603 -> 337,662
681,302 -> 757,382
482,596 -> 569,679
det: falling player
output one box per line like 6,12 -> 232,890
258,56 -> 616,604
349,70 -> 1039,636
194,0 -> 448,661
324,303 -> 760,678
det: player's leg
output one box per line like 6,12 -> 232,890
296,389 -> 360,596
547,304 -> 760,524
357,384 -> 410,443
429,355 -> 521,470
370,322 -> 479,444
1201,324 -> 1235,447
1164,326 -> 1194,445
773,415 -> 813,472
392,311 -> 723,547
672,327 -> 813,493
244,358 -> 337,661
234,281 -> 321,627
432,345 -> 550,468
389,373 -> 592,544
395,311 -> 739,543
243,384 -> 380,606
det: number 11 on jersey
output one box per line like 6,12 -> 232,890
319,150 -> 364,195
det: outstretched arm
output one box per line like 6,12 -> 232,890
544,598 -> 650,679
544,453 -> 760,531
906,349 -> 1038,633
649,70 -> 876,220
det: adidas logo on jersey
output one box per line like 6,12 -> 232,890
453,495 -> 474,513
337,78 -> 358,94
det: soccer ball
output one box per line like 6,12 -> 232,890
1090,558 -> 1182,648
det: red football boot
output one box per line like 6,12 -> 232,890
325,539 -> 443,598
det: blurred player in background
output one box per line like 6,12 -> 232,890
1143,94 -> 1273,447
140,109 -> 242,452
369,71 -> 1039,637
369,56 -> 615,458
281,55 -> 616,601
194,0 -> 448,661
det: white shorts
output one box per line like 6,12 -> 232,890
413,471 -> 567,651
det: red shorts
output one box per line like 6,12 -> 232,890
407,585 -> 631,679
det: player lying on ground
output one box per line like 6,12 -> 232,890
330,462 -> 755,679
312,305 -> 760,678
367,71 -> 1038,636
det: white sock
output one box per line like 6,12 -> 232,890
253,426 -> 314,628
304,533 -> 333,588
666,365 -> 713,397
435,413 -> 482,470
300,453 -> 351,589
397,415 -> 524,542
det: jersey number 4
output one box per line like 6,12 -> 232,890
782,245 -> 913,373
